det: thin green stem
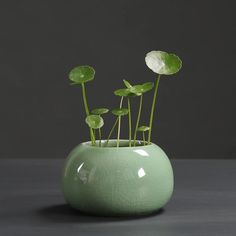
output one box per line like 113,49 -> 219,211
81,83 -> 89,115
143,131 -> 146,145
127,97 -> 132,147
117,96 -> 123,147
92,129 -> 96,146
133,94 -> 143,146
106,117 -> 119,145
117,116 -> 121,147
98,128 -> 102,147
81,83 -> 95,145
148,74 -> 161,144
91,129 -> 95,146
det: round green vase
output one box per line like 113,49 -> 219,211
62,140 -> 174,216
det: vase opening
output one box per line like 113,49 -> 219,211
84,139 -> 153,148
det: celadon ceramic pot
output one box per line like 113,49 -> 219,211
62,140 -> 174,216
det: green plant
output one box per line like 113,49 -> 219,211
114,87 -> 135,147
145,51 -> 182,144
85,114 -> 104,146
68,50 -> 182,147
123,80 -> 154,146
91,108 -> 109,146
137,126 -> 150,145
69,65 -> 96,145
111,108 -> 129,147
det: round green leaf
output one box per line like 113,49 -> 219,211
91,108 -> 109,115
112,108 -> 129,116
130,82 -> 154,95
145,51 -> 182,75
69,65 -> 95,84
137,126 -> 150,132
123,79 -> 132,88
85,115 -> 104,129
141,82 -> 154,92
114,88 -> 134,97
129,85 -> 142,96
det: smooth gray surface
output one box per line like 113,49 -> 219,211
0,159 -> 235,235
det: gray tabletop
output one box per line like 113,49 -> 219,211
0,159 -> 235,236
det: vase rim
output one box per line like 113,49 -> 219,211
81,139 -> 156,149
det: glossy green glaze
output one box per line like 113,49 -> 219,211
62,140 -> 174,216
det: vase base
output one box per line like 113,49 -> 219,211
67,204 -> 164,217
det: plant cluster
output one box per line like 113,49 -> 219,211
68,50 -> 182,147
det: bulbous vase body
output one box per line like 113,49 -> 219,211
62,140 -> 174,216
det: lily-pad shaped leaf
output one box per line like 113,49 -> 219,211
123,80 -> 132,88
91,108 -> 109,115
137,126 -> 150,132
85,115 -> 104,129
129,86 -> 142,96
69,65 -> 95,84
141,82 -> 154,92
130,82 -> 154,95
112,108 -> 129,116
114,88 -> 135,97
145,51 -> 182,75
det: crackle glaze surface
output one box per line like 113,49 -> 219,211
62,140 -> 174,216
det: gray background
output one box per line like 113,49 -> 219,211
0,0 -> 235,159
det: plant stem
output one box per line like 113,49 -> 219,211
133,94 -> 143,146
127,97 -> 132,147
143,131 -> 146,145
81,83 -> 95,145
148,74 -> 161,144
117,96 -> 123,147
98,128 -> 102,147
106,117 -> 119,145
93,129 -> 96,146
